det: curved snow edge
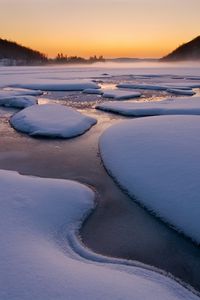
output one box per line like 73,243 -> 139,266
68,185 -> 200,298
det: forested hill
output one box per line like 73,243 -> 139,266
161,36 -> 200,61
0,38 -> 47,65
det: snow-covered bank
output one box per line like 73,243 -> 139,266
10,104 -> 97,138
0,169 -> 198,300
100,115 -> 200,244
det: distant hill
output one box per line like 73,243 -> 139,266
161,36 -> 200,61
0,38 -> 47,65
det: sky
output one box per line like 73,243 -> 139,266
0,0 -> 200,58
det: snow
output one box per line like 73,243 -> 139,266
83,88 -> 103,95
117,83 -> 199,92
100,115 -> 200,244
102,89 -> 141,100
82,87 -> 142,99
165,82 -> 200,89
96,97 -> 200,116
0,88 -> 41,108
1,64 -> 200,96
1,63 -> 200,86
10,80 -> 100,91
167,89 -> 196,96
0,88 -> 43,97
0,95 -> 37,108
10,104 -> 97,138
0,169 -> 198,300
117,83 -> 167,90
0,107 -> 17,117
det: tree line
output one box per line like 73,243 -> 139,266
0,38 -> 105,65
50,53 -> 105,64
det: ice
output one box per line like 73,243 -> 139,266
96,97 -> 200,116
0,88 -> 43,97
83,88 -> 103,95
1,63 -> 200,87
0,169 -> 198,300
0,88 -> 41,108
117,83 -> 167,90
165,83 -> 200,89
0,95 -> 37,108
167,89 -> 196,96
100,115 -> 200,244
10,80 -> 100,91
163,83 -> 198,90
10,104 -> 97,138
0,107 -> 17,117
117,83 -> 200,92
102,89 -> 141,100
83,87 -> 142,99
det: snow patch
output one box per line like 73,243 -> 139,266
0,96 -> 37,108
10,104 -> 97,138
167,89 -> 196,96
83,88 -> 103,95
117,83 -> 167,91
117,83 -> 199,91
100,115 -> 200,244
0,169 -> 198,300
96,97 -> 200,116
11,80 -> 100,91
102,89 -> 141,100
0,88 -> 43,97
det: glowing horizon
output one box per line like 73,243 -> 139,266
0,0 -> 200,58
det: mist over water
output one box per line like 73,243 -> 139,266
88,61 -> 200,76
1,62 -> 200,85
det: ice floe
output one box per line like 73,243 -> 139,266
117,83 -> 200,91
96,97 -> 200,116
0,169 -> 198,300
0,96 -> 37,108
11,80 -> 100,91
0,107 -> 17,117
0,88 -> 41,108
102,89 -> 141,100
82,88 -> 103,95
167,89 -> 196,96
100,115 -> 200,244
117,83 -> 167,90
0,88 -> 43,97
10,104 -> 97,138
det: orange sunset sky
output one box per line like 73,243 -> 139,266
0,0 -> 200,58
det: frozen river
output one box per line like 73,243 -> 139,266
1,62 -> 200,295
